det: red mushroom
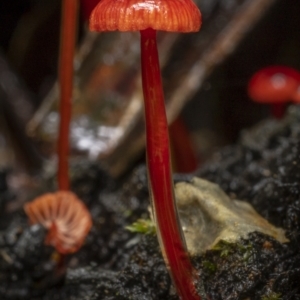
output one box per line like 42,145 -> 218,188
90,1 -> 202,299
24,191 -> 92,254
248,66 -> 300,118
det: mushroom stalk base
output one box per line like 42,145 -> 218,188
58,0 -> 78,190
140,28 -> 201,300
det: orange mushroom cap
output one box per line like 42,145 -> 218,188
24,191 -> 92,254
248,66 -> 300,103
89,0 -> 201,32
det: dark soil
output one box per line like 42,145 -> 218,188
1,107 -> 300,299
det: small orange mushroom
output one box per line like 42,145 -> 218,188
24,191 -> 92,254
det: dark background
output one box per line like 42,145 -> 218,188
0,0 -> 300,169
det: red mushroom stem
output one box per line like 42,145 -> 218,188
141,28 -> 201,300
57,0 -> 78,190
270,103 -> 287,119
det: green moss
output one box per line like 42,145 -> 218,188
237,243 -> 253,262
123,209 -> 133,217
212,240 -> 234,257
212,240 -> 253,262
125,219 -> 156,235
202,260 -> 217,274
261,292 -> 282,300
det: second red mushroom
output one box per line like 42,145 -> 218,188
248,66 -> 300,118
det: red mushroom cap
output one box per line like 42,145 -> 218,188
248,66 -> 300,103
89,0 -> 201,32
24,191 -> 92,254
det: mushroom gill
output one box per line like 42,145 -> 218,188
24,191 -> 92,254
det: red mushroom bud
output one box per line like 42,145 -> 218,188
248,66 -> 300,118
24,191 -> 92,254
90,1 -> 202,299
